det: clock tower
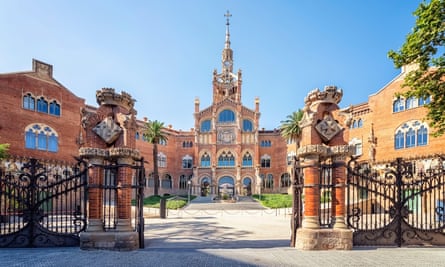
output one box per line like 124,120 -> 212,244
212,11 -> 242,104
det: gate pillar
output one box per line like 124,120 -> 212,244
295,86 -> 353,250
79,88 -> 140,251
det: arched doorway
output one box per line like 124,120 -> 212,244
201,177 -> 210,196
242,177 -> 252,196
218,176 -> 234,198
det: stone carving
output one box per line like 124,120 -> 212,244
92,115 -> 123,144
304,85 -> 343,107
315,113 -> 342,142
96,88 -> 135,112
217,128 -> 235,144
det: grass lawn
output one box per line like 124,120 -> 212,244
132,195 -> 197,209
252,193 -> 292,208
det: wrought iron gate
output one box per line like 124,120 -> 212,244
92,158 -> 146,249
0,158 -> 87,248
347,156 -> 445,247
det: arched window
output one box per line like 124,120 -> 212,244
394,121 -> 429,149
201,120 -> 211,132
393,98 -> 405,113
218,109 -> 235,123
179,175 -> 188,189
24,123 -> 58,152
261,155 -> 271,168
243,119 -> 253,132
37,97 -> 48,113
395,130 -> 405,149
406,128 -> 416,148
23,93 -> 35,110
49,100 -> 61,116
158,153 -> 167,168
135,132 -> 140,140
263,174 -> 273,189
201,152 -> 211,167
419,96 -> 431,106
161,174 -> 172,189
280,173 -> 291,188
352,120 -> 357,128
406,97 -> 417,109
218,151 -> 235,167
260,140 -> 271,147
182,141 -> 193,148
417,125 -> 428,146
182,155 -> 193,169
242,152 -> 252,166
357,119 -> 363,128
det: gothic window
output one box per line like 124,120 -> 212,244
261,155 -> 271,168
418,96 -> 431,106
263,174 -> 273,189
394,121 -> 428,149
158,153 -> 167,168
201,119 -> 211,132
23,93 -> 35,110
243,119 -> 253,132
260,140 -> 271,147
182,155 -> 193,169
357,119 -> 363,128
201,152 -> 211,167
406,97 -> 417,109
135,132 -> 140,140
218,109 -> 235,123
242,152 -> 252,167
49,100 -> 61,116
280,173 -> 291,188
179,175 -> 187,189
352,120 -> 357,128
406,128 -> 416,148
218,151 -> 235,167
161,174 -> 172,189
393,98 -> 405,113
417,125 -> 428,146
182,141 -> 193,148
395,130 -> 405,149
37,97 -> 48,113
24,123 -> 58,152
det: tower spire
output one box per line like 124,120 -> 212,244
224,10 -> 231,49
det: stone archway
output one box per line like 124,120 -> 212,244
242,177 -> 252,196
200,177 -> 211,196
218,176 -> 235,198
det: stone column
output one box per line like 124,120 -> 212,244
115,154 -> 134,231
300,155 -> 320,229
79,148 -> 106,232
332,155 -> 348,229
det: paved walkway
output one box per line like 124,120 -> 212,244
1,197 -> 445,266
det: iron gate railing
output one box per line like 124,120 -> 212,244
347,156 -> 445,247
90,158 -> 145,248
0,158 -> 87,248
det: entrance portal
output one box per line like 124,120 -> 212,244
218,176 -> 234,198
200,177 -> 210,196
242,177 -> 252,196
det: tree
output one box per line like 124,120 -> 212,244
280,109 -> 304,148
0,143 -> 9,160
388,0 -> 445,136
142,120 -> 168,196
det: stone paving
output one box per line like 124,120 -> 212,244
1,196 -> 445,266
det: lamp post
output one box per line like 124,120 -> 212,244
187,180 -> 191,204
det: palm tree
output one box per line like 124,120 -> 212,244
143,120 -> 168,196
280,109 -> 304,148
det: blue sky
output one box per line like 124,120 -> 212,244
0,1 -> 421,131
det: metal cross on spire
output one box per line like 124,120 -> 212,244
224,10 -> 232,49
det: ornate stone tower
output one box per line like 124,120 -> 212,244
79,88 -> 141,251
295,86 -> 354,250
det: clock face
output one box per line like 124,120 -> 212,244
224,60 -> 231,67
